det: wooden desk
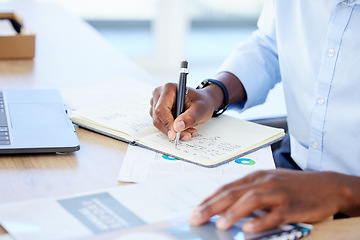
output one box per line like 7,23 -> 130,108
0,2 -> 152,88
306,217 -> 360,240
0,2 -> 142,203
0,2 -> 359,239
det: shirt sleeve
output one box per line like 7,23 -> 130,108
217,0 -> 281,111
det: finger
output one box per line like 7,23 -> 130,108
215,189 -> 286,231
152,117 -> 175,139
173,102 -> 207,132
180,128 -> 198,141
197,170 -> 268,208
190,170 -> 272,227
242,207 -> 285,233
150,90 -> 171,135
152,84 -> 177,137
176,128 -> 197,141
149,87 -> 161,118
190,184 -> 250,226
173,88 -> 213,132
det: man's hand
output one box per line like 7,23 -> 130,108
149,83 -> 219,141
190,169 -> 360,233
149,72 -> 247,141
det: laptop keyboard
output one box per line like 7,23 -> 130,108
0,92 -> 11,145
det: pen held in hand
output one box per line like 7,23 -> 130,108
175,60 -> 189,146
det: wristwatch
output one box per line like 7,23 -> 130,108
196,79 -> 229,117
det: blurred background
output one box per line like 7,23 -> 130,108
1,0 -> 286,119
20,0 -> 265,86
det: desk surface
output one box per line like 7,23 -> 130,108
0,2 -> 152,88
0,2 -> 359,240
0,2 -> 138,202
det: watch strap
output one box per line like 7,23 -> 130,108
196,79 -> 229,117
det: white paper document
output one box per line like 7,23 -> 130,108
119,145 -> 275,185
0,173 -> 220,240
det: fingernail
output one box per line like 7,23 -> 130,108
216,217 -> 228,230
190,210 -> 203,225
181,134 -> 190,141
176,121 -> 185,132
191,131 -> 198,137
168,130 -> 175,140
243,222 -> 255,233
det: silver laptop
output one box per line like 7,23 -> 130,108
0,89 -> 80,154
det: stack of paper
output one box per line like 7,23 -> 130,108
119,144 -> 275,186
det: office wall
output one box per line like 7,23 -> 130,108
2,0 -> 286,120
54,0 -> 264,84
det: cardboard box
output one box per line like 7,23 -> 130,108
0,12 -> 35,59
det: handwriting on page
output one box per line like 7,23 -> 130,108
83,101 -> 155,136
154,133 -> 242,161
99,112 -> 152,134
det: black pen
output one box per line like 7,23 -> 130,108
175,60 -> 189,146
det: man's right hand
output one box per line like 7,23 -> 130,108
149,72 -> 247,141
149,82 -> 218,141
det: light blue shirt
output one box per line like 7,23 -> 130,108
218,0 -> 360,176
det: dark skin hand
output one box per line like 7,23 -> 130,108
149,72 -> 246,141
149,82 -> 214,141
189,169 -> 360,233
149,71 -> 360,233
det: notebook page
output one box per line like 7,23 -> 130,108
71,101 -> 157,140
137,115 -> 284,166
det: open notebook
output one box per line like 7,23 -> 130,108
70,101 -> 284,167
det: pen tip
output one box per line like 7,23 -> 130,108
175,132 -> 181,147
